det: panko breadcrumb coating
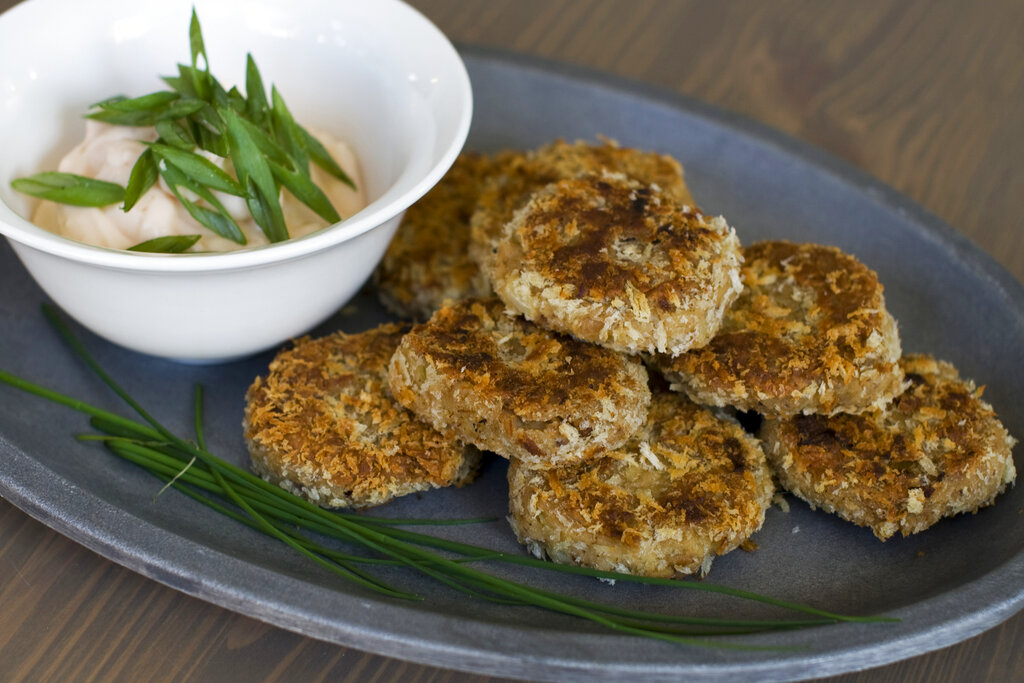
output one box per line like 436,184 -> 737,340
243,325 -> 481,509
387,297 -> 651,469
469,138 -> 695,274
759,354 -> 1017,540
654,241 -> 904,416
491,174 -> 743,355
508,392 -> 775,578
374,152 -> 513,320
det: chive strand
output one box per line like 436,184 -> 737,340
103,438 -> 416,599
104,431 -> 819,635
193,384 -> 207,450
0,368 -> 161,440
101,439 -> 403,567
352,522 -> 893,623
99,439 -> 827,629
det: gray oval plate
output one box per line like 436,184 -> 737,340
1,47 -> 1022,683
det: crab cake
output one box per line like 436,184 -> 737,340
387,297 -> 651,469
760,355 -> 1017,541
469,138 -> 695,273
654,241 -> 904,417
508,392 -> 774,578
374,152 -> 511,320
244,325 -> 481,509
490,174 -> 743,355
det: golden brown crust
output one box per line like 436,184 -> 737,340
387,297 -> 651,468
374,152 -> 510,319
469,139 -> 695,273
654,241 -> 904,416
243,325 -> 481,509
490,174 -> 742,354
759,354 -> 1017,540
508,392 -> 774,577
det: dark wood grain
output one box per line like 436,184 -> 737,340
1,1 -> 1021,682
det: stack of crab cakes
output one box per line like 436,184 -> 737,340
376,139 -> 777,577
384,139 -> 1013,548
244,136 -> 1016,583
386,297 -> 775,578
648,238 -> 1016,540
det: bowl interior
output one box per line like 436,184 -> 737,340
0,0 -> 470,268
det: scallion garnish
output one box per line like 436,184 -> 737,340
10,9 -> 354,249
127,234 -> 202,253
10,172 -> 125,207
0,305 -> 899,649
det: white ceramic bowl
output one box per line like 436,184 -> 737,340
0,0 -> 471,362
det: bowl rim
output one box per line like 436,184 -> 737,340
0,0 -> 473,273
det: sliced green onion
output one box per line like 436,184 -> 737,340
11,172 -> 125,207
127,234 -> 202,253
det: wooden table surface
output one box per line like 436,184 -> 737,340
1,1 -> 1021,681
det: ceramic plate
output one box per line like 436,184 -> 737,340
1,48 -> 1022,682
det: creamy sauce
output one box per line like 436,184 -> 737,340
32,121 -> 366,252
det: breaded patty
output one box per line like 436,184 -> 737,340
759,354 -> 1017,541
243,325 -> 481,509
654,241 -> 904,416
374,152 -> 510,320
387,297 -> 651,469
469,138 -> 695,274
490,174 -> 743,355
507,392 -> 775,578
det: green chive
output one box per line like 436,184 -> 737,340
161,72 -> 194,98
149,143 -> 245,197
236,117 -> 293,166
12,172 -> 125,207
91,91 -> 179,112
189,8 -> 211,101
223,108 -> 288,242
245,54 -> 269,126
127,234 -> 202,253
159,162 -> 246,244
87,96 -> 205,127
123,149 -> 159,212
226,86 -> 247,114
268,158 -> 339,223
243,176 -> 287,243
192,123 -> 229,157
269,159 -> 340,224
270,86 -> 309,173
155,119 -> 197,150
300,126 -> 356,189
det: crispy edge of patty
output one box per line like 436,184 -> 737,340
759,354 -> 1017,540
491,174 -> 743,354
507,392 -> 775,578
655,240 -> 905,416
374,151 -> 510,320
244,324 -> 481,509
468,138 -> 695,275
387,297 -> 651,468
